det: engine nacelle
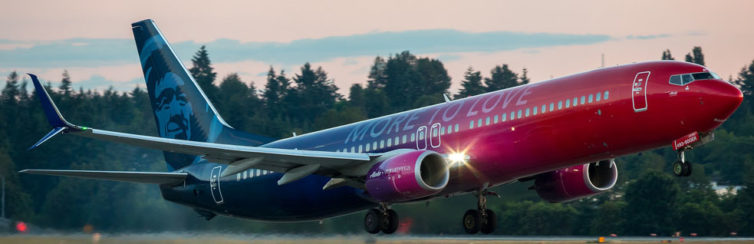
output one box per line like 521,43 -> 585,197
365,150 -> 449,202
534,160 -> 618,203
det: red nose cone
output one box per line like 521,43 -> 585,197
707,80 -> 743,120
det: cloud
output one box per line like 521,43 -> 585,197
626,34 -> 671,40
0,29 -> 610,68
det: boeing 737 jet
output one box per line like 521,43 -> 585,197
22,19 -> 743,234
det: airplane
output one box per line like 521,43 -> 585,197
21,19 -> 743,234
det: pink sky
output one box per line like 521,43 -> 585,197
2,0 -> 753,94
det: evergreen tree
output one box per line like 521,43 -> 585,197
189,45 -> 219,101
734,60 -> 754,99
623,171 -> 680,235
519,68 -> 530,85
2,71 -> 19,103
59,70 -> 72,96
366,51 -> 450,112
662,49 -> 675,60
291,63 -> 340,124
456,67 -> 485,98
684,46 -> 705,65
485,64 -> 519,92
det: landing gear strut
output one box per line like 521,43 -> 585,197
463,189 -> 497,234
364,203 -> 398,234
672,149 -> 693,177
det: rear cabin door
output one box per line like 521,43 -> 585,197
209,166 -> 224,204
632,71 -> 650,112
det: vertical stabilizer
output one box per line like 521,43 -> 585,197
131,19 -> 273,170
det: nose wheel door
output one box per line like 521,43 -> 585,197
632,71 -> 650,112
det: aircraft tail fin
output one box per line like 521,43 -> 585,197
131,19 -> 274,170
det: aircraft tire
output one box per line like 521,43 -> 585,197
480,209 -> 496,234
364,208 -> 382,234
463,209 -> 481,234
672,161 -> 684,176
682,162 -> 692,176
381,209 -> 399,234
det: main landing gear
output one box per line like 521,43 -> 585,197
672,149 -> 693,177
364,203 -> 398,234
463,189 -> 498,234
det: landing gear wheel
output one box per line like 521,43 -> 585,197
480,209 -> 496,234
673,161 -> 684,176
364,208 -> 382,234
381,209 -> 399,234
463,209 -> 481,234
682,162 -> 692,176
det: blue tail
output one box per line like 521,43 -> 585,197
131,19 -> 273,170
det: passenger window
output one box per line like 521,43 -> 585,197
525,108 -> 530,117
470,121 -> 474,129
373,142 -> 377,149
604,91 -> 609,100
395,136 -> 400,144
510,112 -> 515,120
366,144 -> 370,151
485,117 -> 490,125
455,124 -> 459,132
351,146 -> 355,152
411,134 -> 416,142
403,135 -> 407,143
517,110 -> 522,119
477,119 -> 482,127
573,97 -> 578,106
541,105 -> 546,114
596,92 -> 601,101
380,140 -> 384,148
358,145 -> 362,153
387,139 -> 391,147
588,94 -> 593,103
565,100 -> 570,108
581,96 -> 586,104
502,113 -> 507,121
558,101 -> 563,109
494,115 -> 498,123
533,106 -> 538,115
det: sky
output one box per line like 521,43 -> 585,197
1,0 -> 753,95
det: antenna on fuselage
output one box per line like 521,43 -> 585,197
443,93 -> 452,103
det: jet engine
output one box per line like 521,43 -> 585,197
534,160 -> 618,203
365,150 -> 449,202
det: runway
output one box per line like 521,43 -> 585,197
0,234 -> 752,244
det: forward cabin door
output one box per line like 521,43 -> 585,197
632,71 -> 650,112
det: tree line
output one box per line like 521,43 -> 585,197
0,46 -> 753,235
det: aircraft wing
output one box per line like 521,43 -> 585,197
19,169 -> 187,185
24,74 -> 376,187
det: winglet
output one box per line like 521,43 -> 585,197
28,74 -> 84,150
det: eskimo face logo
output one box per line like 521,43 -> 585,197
153,72 -> 193,140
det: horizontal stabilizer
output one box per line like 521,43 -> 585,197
19,169 -> 187,185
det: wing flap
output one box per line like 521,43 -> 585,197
20,169 -> 187,185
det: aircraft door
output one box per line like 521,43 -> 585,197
632,71 -> 650,112
416,126 -> 427,150
209,166 -> 224,204
430,123 -> 441,148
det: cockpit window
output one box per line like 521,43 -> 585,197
668,72 -> 719,86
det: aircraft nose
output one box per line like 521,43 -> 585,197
702,80 -> 743,120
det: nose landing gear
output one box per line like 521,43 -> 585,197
672,149 -> 692,177
462,189 -> 498,234
364,203 -> 398,234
